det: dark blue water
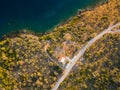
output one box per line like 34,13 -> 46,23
0,0 -> 105,37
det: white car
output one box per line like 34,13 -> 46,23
71,56 -> 77,62
65,63 -> 70,69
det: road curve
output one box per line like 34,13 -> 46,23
52,22 -> 120,90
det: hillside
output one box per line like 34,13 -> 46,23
0,0 -> 120,90
59,33 -> 120,90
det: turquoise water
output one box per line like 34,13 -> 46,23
0,0 -> 106,37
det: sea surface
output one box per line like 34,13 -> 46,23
0,0 -> 106,37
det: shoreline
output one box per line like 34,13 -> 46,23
37,0 -> 108,35
51,0 -> 108,30
1,0 -> 108,40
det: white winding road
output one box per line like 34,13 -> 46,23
52,22 -> 120,90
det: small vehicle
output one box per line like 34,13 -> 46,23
65,63 -> 70,69
71,56 -> 77,62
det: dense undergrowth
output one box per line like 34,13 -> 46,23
0,0 -> 120,89
60,33 -> 120,90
